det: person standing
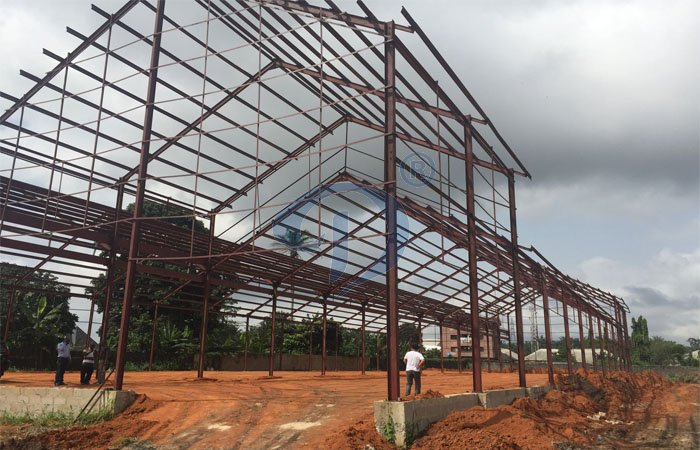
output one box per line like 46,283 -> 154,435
80,344 -> 95,385
54,336 -> 71,386
403,343 -> 425,396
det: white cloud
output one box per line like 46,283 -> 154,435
576,247 -> 700,343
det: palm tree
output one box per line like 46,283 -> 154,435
272,229 -> 317,259
272,228 -> 318,321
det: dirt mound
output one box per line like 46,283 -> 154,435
401,389 -> 445,401
1,395 -> 163,450
412,370 -> 665,449
322,413 -> 395,450
327,371 -> 669,449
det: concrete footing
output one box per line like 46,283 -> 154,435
374,385 -> 551,447
0,386 -> 136,417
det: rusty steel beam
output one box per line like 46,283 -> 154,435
0,0 -> 139,125
588,311 -> 597,371
464,120 -> 482,393
507,170 -> 526,387
384,20 -> 400,402
456,322 -> 463,373
541,271 -> 554,385
361,303 -> 366,375
114,0 -> 166,392
622,309 -> 631,371
597,317 -> 606,374
244,315 -> 250,371
148,303 -> 159,371
268,286 -> 278,377
577,306 -> 587,370
322,295 -> 328,376
400,7 -> 530,178
562,300 -> 573,374
260,0 -> 413,33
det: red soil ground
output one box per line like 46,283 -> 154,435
1,369 -> 697,449
326,369 -> 700,450
0,369 -> 547,449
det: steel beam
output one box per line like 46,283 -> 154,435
577,306 -> 587,370
464,120 -> 482,392
268,286 -> 278,377
508,170 -> 526,387
562,300 -> 573,374
541,272 -> 554,385
114,0 -> 166,391
383,21 -> 400,401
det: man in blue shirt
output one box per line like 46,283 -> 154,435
54,336 -> 71,386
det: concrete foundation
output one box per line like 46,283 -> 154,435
0,386 -> 136,417
374,385 -> 551,447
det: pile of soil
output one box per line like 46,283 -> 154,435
325,413 -> 396,450
401,389 -> 445,401
326,370 -> 671,449
0,395 -> 162,450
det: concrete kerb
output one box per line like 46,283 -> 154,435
374,385 -> 551,447
0,386 -> 136,418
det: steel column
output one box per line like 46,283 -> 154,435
464,120 -> 482,392
148,303 -> 158,371
308,322 -> 313,371
417,317 -> 422,348
3,290 -> 17,342
485,320 -> 491,372
604,322 -> 612,372
86,296 -> 96,345
439,322 -> 444,373
322,295 -> 328,376
577,306 -> 587,370
278,315 -> 285,370
622,309 -> 631,371
243,315 -> 250,371
597,316 -> 606,375
507,170 -> 526,388
196,275 -> 211,378
541,272 -> 554,385
507,314 -> 513,370
383,20 -> 400,401
114,0 -> 166,391
361,303 -> 366,375
334,326 -> 338,371
588,311 -> 597,371
456,322 -> 462,373
268,286 -> 278,377
562,300 -> 573,374
197,214 -> 216,379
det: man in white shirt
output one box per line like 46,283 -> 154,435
403,343 -> 425,396
54,336 -> 71,386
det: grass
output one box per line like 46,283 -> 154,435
0,408 -> 113,428
380,416 -> 396,444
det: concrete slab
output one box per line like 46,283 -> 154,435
373,385 -> 552,447
0,386 -> 136,417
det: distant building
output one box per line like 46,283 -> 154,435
440,327 -> 499,359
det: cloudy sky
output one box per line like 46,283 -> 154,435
1,0 -> 698,344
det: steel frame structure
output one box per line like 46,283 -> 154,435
0,0 -> 630,400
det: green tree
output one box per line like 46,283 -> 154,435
0,263 -> 77,368
630,315 -> 650,364
272,229 -> 318,259
88,200 -> 239,369
272,228 -> 318,319
648,336 -> 685,366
